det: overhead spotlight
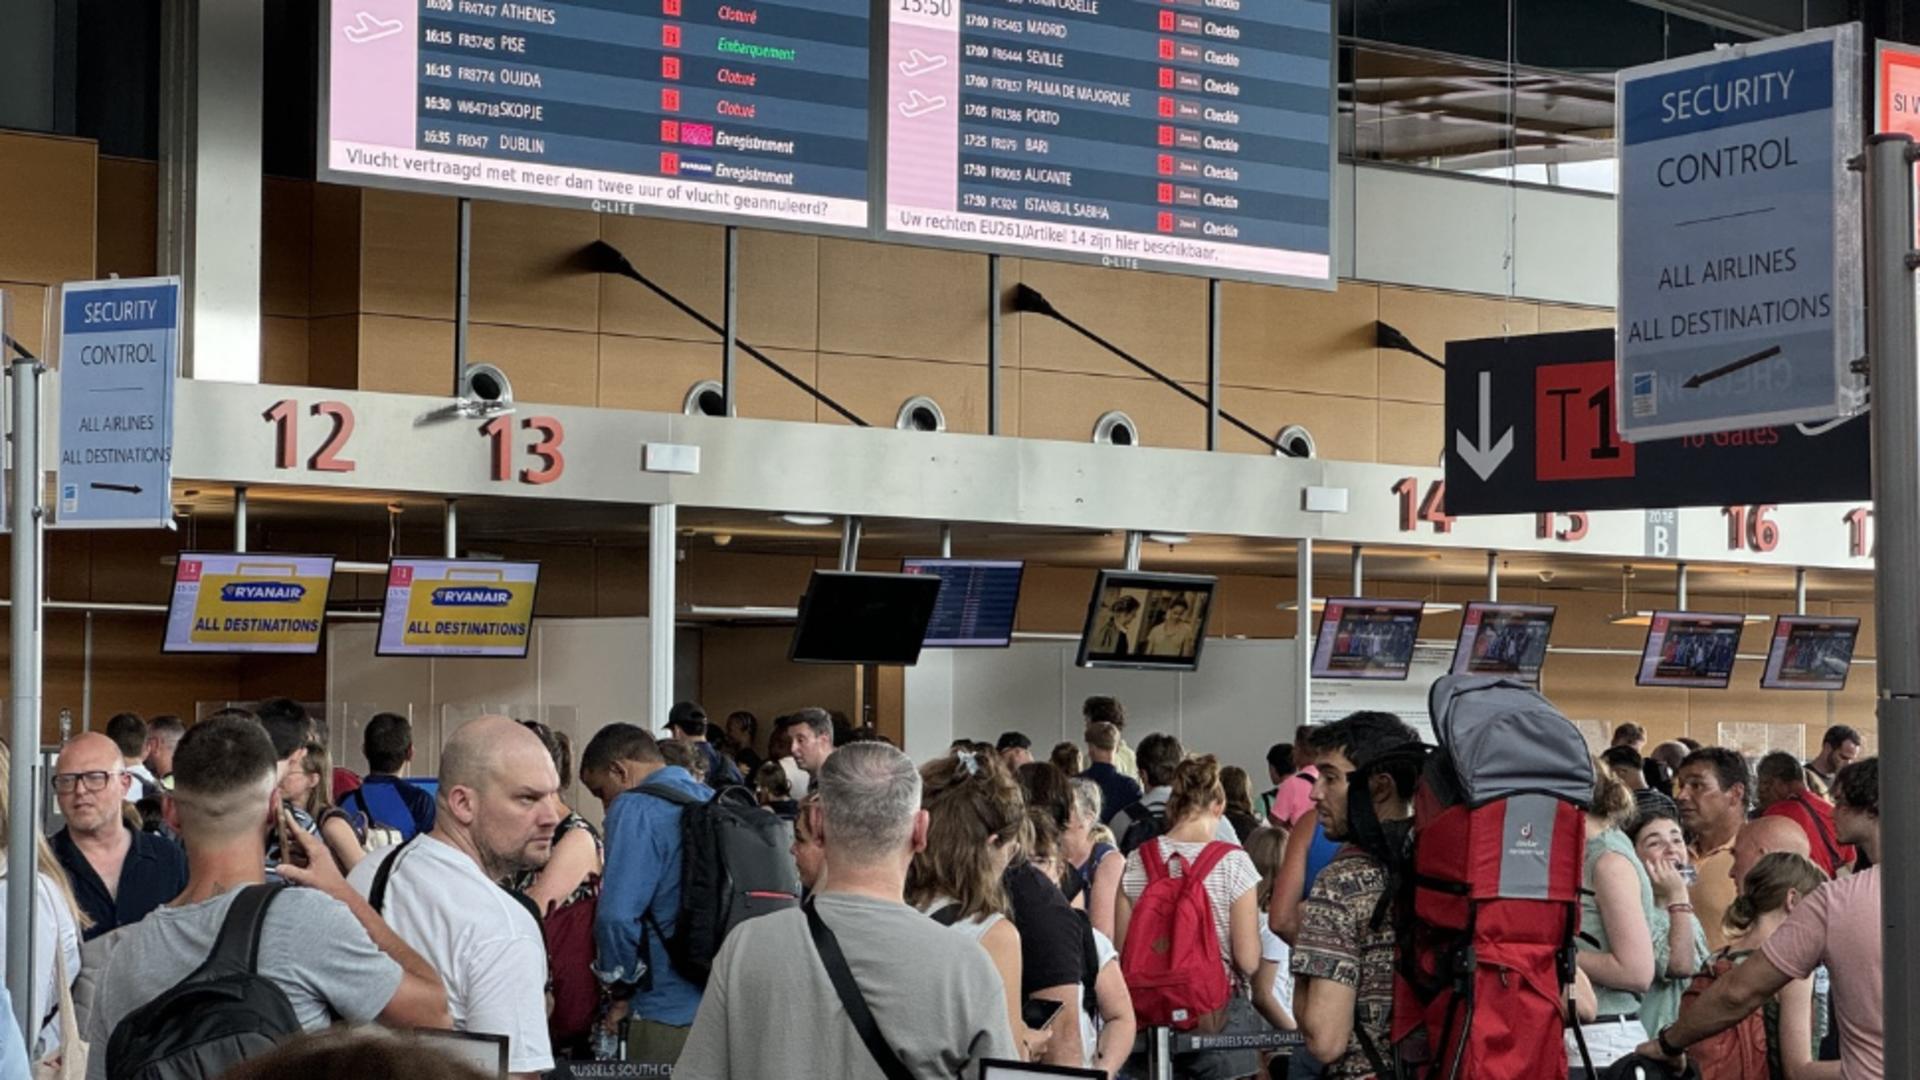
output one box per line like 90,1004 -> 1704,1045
1145,532 -> 1190,545
1376,321 -> 1443,370
1093,410 -> 1138,446
779,513 -> 834,527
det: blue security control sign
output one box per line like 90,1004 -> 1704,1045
1615,23 -> 1862,442
54,277 -> 180,529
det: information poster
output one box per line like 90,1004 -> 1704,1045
323,0 -> 871,228
1614,24 -> 1861,441
377,558 -> 541,657
162,554 -> 336,654
884,0 -> 1334,284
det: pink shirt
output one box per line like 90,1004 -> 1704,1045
1267,767 -> 1317,828
1760,865 -> 1882,1080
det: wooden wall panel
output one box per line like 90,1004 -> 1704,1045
0,133 -> 95,287
469,201 -> 601,332
1221,281 -> 1379,397
598,336 -> 818,422
737,229 -> 820,352
1215,385 -> 1377,461
0,284 -> 51,360
598,216 -> 725,343
1015,565 -> 1099,634
96,157 -> 158,280
818,239 -> 989,364
1377,400 -> 1444,467
1017,370 -> 1208,450
262,178 -> 313,318
467,325 -> 599,406
360,190 -> 456,319
309,184 -> 364,318
1213,574 -> 1297,639
698,625 -> 857,733
1377,288 -> 1538,405
816,354 -> 994,434
1015,259 -> 1209,380
1540,305 -> 1614,332
357,316 -> 454,396
261,316 -> 311,386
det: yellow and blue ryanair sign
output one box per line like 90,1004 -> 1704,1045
377,558 -> 540,657
161,554 -> 336,654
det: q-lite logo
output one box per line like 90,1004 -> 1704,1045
431,587 -> 513,607
220,583 -> 305,603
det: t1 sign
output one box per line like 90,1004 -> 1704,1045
1443,329 -> 1868,516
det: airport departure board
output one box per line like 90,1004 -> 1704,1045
884,0 -> 1335,284
323,0 -> 872,229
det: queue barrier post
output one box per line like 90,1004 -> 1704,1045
1147,1025 -> 1173,1080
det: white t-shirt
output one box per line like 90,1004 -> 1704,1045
0,874 -> 81,1059
1080,928 -> 1120,1064
348,835 -> 553,1073
1260,922 -> 1294,1014
125,763 -> 156,805
1121,838 -> 1260,987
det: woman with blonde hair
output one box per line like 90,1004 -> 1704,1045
1116,755 -> 1261,1080
1061,777 -> 1123,941
0,744 -> 85,1064
906,750 -> 1038,1060
1568,756 -> 1657,1065
280,742 -> 365,873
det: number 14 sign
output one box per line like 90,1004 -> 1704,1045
1444,329 -> 1867,516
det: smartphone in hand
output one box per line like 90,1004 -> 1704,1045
1021,996 -> 1066,1032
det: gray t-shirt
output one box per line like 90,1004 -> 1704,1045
83,886 -> 402,1080
676,892 -> 1019,1080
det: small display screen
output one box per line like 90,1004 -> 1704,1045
901,558 -> 1024,648
1311,598 -> 1425,681
1450,602 -> 1556,685
1075,570 -> 1216,671
1636,611 -> 1745,688
789,571 -> 943,665
162,553 -> 337,655
1760,615 -> 1859,691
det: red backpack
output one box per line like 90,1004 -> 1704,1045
1119,839 -> 1233,1032
1680,950 -> 1772,1080
1382,676 -> 1596,1080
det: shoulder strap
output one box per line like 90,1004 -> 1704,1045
1791,795 -> 1846,867
1187,840 -> 1234,882
194,884 -> 283,980
1139,837 -> 1169,882
805,901 -> 914,1080
636,781 -> 702,808
369,834 -> 419,915
930,903 -> 965,928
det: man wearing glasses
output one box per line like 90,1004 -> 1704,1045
49,733 -> 187,939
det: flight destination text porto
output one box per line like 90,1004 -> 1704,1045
325,0 -> 871,227
884,0 -> 1333,282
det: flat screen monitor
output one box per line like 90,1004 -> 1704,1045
1636,611 -> 1745,688
1074,571 -> 1217,671
1450,602 -> 1556,685
789,571 -> 942,665
161,553 -> 336,655
979,1061 -> 1106,1080
1312,598 -> 1425,681
1760,615 -> 1860,691
901,558 -> 1024,648
376,558 -> 541,658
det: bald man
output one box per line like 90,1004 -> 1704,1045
1729,815 -> 1812,888
49,732 -> 186,938
349,716 -> 561,1078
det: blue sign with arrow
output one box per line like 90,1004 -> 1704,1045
54,277 -> 180,529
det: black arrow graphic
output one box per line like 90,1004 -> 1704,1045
89,482 -> 143,495
1682,344 -> 1782,390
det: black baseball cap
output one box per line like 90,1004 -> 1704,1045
668,701 -> 708,733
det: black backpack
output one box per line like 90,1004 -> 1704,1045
639,782 -> 801,986
106,885 -> 302,1080
1116,800 -> 1168,855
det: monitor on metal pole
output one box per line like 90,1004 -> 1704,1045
901,558 -> 1024,648
789,571 -> 943,665
1074,570 -> 1217,672
1759,615 -> 1860,691
1311,598 -> 1425,681
1449,602 -> 1557,686
1635,611 -> 1744,689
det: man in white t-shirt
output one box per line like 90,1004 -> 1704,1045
349,715 -> 562,1078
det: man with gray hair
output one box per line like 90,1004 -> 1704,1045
677,742 -> 1018,1079
349,715 -> 561,1077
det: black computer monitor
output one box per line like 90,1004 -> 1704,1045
1074,570 -> 1216,671
901,558 -> 1024,648
789,571 -> 943,665
1760,615 -> 1859,691
1636,611 -> 1744,688
1312,598 -> 1426,681
1450,602 -> 1556,685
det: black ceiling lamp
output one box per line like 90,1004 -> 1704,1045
1376,320 -> 1444,370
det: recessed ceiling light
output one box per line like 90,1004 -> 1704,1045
1145,532 -> 1190,545
779,513 -> 833,527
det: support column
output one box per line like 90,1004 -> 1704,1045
1295,539 -> 1312,733
1486,551 -> 1499,601
1206,278 -> 1221,451
722,226 -> 738,412
649,505 -> 677,734
233,486 -> 248,553
988,256 -> 1003,435
444,499 -> 458,559
160,0 -> 264,381
840,517 -> 863,572
7,357 -> 44,1041
1350,544 -> 1363,597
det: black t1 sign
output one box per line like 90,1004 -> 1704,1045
1444,329 -> 1869,516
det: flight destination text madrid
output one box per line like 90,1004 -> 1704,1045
884,0 -> 1333,281
325,0 -> 870,227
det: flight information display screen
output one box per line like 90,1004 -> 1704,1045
883,0 -> 1334,284
902,558 -> 1025,647
322,0 -> 872,229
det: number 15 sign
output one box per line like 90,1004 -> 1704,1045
1443,329 -> 1867,516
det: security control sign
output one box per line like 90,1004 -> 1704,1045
55,277 -> 180,529
376,558 -> 541,658
162,554 -> 336,654
1444,329 -> 1869,515
1615,23 -> 1862,442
